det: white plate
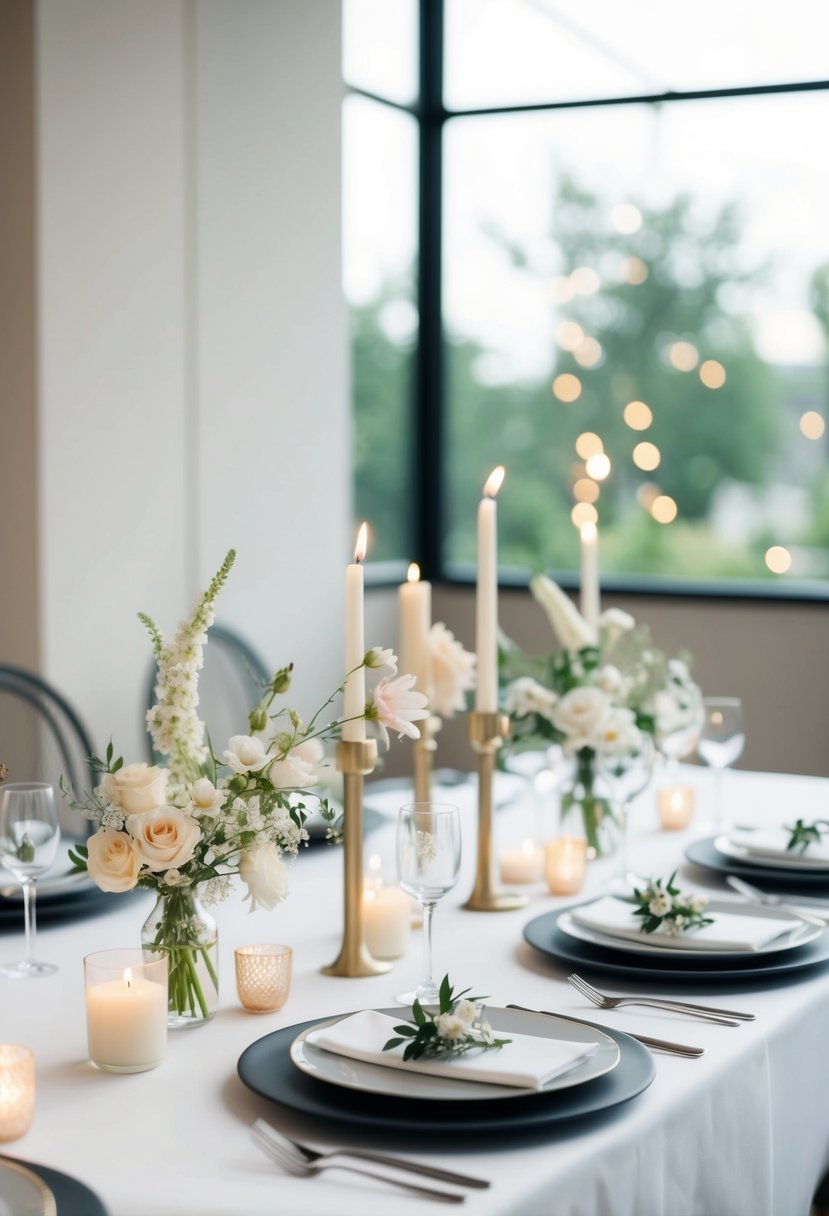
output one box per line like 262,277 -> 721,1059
0,1161 -> 56,1216
290,1006 -> 620,1102
558,899 -> 822,960
0,845 -> 93,900
715,834 -> 829,873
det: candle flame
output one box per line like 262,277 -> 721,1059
580,520 -> 598,543
407,562 -> 420,583
521,838 -> 537,857
354,522 -> 368,563
124,967 -> 133,989
368,853 -> 382,872
483,465 -> 505,498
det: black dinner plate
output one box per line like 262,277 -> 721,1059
0,885 -> 141,932
524,906 -> 829,983
0,1155 -> 108,1215
237,1007 -> 654,1136
685,836 -> 829,892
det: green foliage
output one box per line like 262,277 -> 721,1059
382,975 -> 510,1062
786,818 -> 829,854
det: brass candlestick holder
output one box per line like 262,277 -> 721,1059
412,714 -> 441,804
323,737 -> 391,977
464,711 -> 529,912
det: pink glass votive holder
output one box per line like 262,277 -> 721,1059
235,945 -> 293,1013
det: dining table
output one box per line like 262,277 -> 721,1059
2,764 -> 829,1216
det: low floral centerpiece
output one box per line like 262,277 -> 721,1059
500,575 -> 702,855
632,874 -> 713,936
383,976 -> 509,1061
67,550 -> 427,1027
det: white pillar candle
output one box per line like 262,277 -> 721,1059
475,466 -> 505,712
84,952 -> 168,1074
579,520 -> 600,640
363,886 -> 412,960
343,522 -> 368,742
398,563 -> 433,706
0,1045 -> 35,1142
499,838 -> 544,885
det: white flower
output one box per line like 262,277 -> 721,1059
189,777 -> 224,817
648,892 -> 672,917
591,707 -> 643,758
86,828 -> 142,893
164,868 -> 184,886
595,665 -> 622,694
239,842 -> 289,911
127,806 -> 202,872
429,623 -> 476,718
664,915 -> 686,936
366,674 -> 429,747
364,647 -> 398,674
97,763 -> 168,817
222,735 -> 270,774
687,894 -> 708,915
453,999 -> 478,1028
268,737 -> 324,790
435,1013 -> 466,1042
530,574 -> 596,650
599,608 -> 636,647
504,677 -> 558,721
552,686 -> 613,752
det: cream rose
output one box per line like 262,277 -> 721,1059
429,622 -> 476,718
98,763 -> 168,816
504,676 -> 558,722
591,706 -> 642,758
189,777 -> 224,817
239,842 -> 289,911
127,806 -> 202,872
222,735 -> 270,774
268,738 -> 324,790
551,686 -> 612,752
86,828 -> 142,893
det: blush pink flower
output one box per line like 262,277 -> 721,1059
365,674 -> 429,747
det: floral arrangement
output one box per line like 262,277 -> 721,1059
66,550 -> 428,1023
427,624 -> 476,719
632,873 -> 713,936
786,818 -> 829,854
500,575 -> 702,852
383,976 -> 510,1061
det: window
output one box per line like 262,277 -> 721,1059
344,0 -> 829,593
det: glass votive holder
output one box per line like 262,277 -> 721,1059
235,945 -> 292,1013
499,838 -> 544,885
84,949 -> 168,1073
544,836 -> 588,896
657,785 -> 695,831
0,1045 -> 35,1142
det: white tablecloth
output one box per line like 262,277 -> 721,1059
2,767 -> 829,1216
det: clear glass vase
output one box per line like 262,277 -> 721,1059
559,747 -> 619,858
141,887 -> 218,1029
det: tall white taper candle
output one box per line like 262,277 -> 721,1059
343,523 -> 368,742
475,466 -> 505,712
580,520 -> 600,641
398,563 -> 433,706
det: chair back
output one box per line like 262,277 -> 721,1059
0,665 -> 97,837
144,624 -> 270,764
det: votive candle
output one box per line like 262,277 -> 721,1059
544,836 -> 588,896
0,1045 -> 35,1142
658,785 -> 695,830
499,838 -> 544,885
84,950 -> 168,1073
363,885 -> 412,960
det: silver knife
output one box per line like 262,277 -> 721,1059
726,875 -> 828,928
506,1005 -> 704,1057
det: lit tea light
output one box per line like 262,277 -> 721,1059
499,838 -> 544,885
0,1045 -> 35,1142
544,837 -> 588,896
84,950 -> 168,1073
657,785 -> 695,831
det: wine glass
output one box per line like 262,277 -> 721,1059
595,732 -> 655,881
698,697 -> 745,831
396,803 -> 461,1006
0,783 -> 61,979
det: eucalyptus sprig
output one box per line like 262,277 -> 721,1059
786,818 -> 829,855
632,872 -> 714,937
383,975 -> 511,1062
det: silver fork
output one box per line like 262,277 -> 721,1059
252,1125 -> 465,1204
506,1004 -> 704,1057
253,1118 -> 488,1189
569,974 -> 754,1023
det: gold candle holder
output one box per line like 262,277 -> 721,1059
464,711 -> 529,912
412,713 -> 441,805
323,738 -> 391,977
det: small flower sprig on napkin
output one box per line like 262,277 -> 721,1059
786,818 -> 829,855
632,873 -> 714,937
383,976 -> 511,1062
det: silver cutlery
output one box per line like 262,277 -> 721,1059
252,1123 -> 465,1204
506,1004 -> 704,1057
253,1118 -> 489,1189
568,973 -> 754,1024
725,875 -> 828,928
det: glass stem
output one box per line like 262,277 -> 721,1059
713,767 -> 724,830
21,878 -> 35,965
615,799 -> 628,880
421,901 -> 436,995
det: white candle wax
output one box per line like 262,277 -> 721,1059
0,1045 -> 35,1142
499,838 -> 544,885
398,564 -> 433,706
657,785 -> 695,830
86,974 -> 167,1073
579,521 -> 600,640
475,467 -> 504,711
544,836 -> 588,896
343,525 -> 367,742
363,886 -> 412,960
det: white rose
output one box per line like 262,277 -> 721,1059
98,763 -> 168,816
453,999 -> 478,1028
591,707 -> 642,758
595,665 -> 622,694
268,738 -> 323,790
189,777 -> 224,817
599,608 -> 636,647
222,735 -> 270,774
86,828 -> 142,893
429,623 -> 476,718
552,687 -> 613,752
239,842 -> 289,911
127,806 -> 202,872
435,1013 -> 466,1042
504,677 -> 558,722
530,574 -> 596,650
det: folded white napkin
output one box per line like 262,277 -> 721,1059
572,895 -> 803,952
305,1009 -> 599,1090
729,828 -> 829,866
